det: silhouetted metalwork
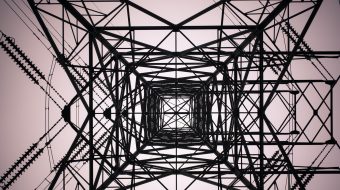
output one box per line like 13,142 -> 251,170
1,0 -> 340,189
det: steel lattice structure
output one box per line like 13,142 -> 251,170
1,0 -> 340,189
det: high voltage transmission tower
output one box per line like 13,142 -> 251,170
1,0 -> 340,189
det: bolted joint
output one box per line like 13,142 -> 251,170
232,108 -> 239,116
257,107 -> 265,116
61,105 -> 71,122
88,110 -> 95,117
325,138 -> 337,144
103,108 -> 111,119
325,80 -> 336,87
121,109 -> 128,117
172,24 -> 180,32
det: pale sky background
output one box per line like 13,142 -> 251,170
0,0 -> 340,189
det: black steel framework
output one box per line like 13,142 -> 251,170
1,0 -> 340,189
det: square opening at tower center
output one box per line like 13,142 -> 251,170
161,97 -> 191,129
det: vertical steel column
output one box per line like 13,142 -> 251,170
233,57 -> 238,166
330,85 -> 334,141
115,58 -> 120,169
89,34 -> 94,189
175,31 -> 178,190
259,32 -> 264,190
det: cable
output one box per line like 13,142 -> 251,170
4,0 -> 53,55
